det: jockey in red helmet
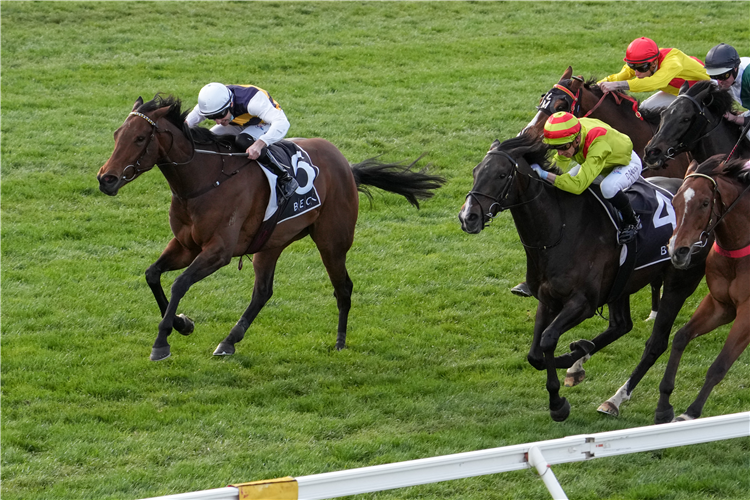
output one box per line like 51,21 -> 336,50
598,37 -> 709,110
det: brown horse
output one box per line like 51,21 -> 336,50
655,155 -> 750,422
97,94 -> 445,361
524,66 -> 690,180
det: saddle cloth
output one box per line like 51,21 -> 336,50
259,141 -> 322,223
587,177 -> 677,270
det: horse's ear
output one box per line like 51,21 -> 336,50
570,76 -> 584,92
678,82 -> 690,95
560,66 -> 573,82
491,139 -> 501,150
686,159 -> 699,174
132,96 -> 144,111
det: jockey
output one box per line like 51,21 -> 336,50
705,43 -> 750,138
598,37 -> 709,110
185,82 -> 299,200
535,112 -> 643,244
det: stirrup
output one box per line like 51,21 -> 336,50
277,176 -> 299,201
617,217 -> 641,244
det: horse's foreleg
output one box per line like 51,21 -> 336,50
679,305 -> 744,421
145,238 -> 199,336
646,278 -> 662,322
151,246 -> 232,361
603,271 -> 704,416
214,247 -> 284,357
655,294 -> 734,423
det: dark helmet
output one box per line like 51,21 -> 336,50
705,43 -> 741,76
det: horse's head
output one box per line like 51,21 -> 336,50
521,67 -> 585,138
668,158 -> 721,269
459,134 -> 547,234
97,96 -> 176,196
644,81 -> 730,170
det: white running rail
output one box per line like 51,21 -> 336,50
137,411 -> 750,500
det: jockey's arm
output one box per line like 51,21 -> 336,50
627,57 -> 684,93
185,104 -> 205,127
553,145 -> 610,195
247,92 -> 290,148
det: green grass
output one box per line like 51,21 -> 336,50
2,2 -> 749,499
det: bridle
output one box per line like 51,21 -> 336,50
538,79 -> 583,117
465,149 -> 563,249
121,111 -> 198,181
662,93 -> 722,160
681,171 -> 750,254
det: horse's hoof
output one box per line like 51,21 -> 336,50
150,346 -> 171,361
597,401 -> 620,417
335,341 -> 346,351
564,370 -> 586,387
550,398 -> 571,422
674,413 -> 695,422
175,314 -> 194,336
213,342 -> 235,356
654,406 -> 674,424
569,339 -> 595,354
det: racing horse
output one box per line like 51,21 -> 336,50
655,155 -> 750,422
524,67 -> 691,321
644,79 -> 750,170
524,66 -> 690,179
97,94 -> 445,361
458,134 -> 708,421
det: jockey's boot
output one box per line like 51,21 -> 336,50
258,149 -> 299,202
610,191 -> 641,244
510,281 -> 533,297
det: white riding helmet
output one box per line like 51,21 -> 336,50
197,83 -> 232,117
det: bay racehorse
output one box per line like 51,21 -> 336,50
97,94 -> 445,361
644,79 -> 750,169
458,134 -> 708,421
655,155 -> 750,422
523,66 -> 690,180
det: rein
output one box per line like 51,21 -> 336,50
466,149 -> 564,250
128,111 -> 253,200
663,94 -> 723,160
583,90 -> 643,121
684,172 -> 750,257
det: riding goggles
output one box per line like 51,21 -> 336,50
713,70 -> 734,81
205,108 -> 231,120
551,142 -> 574,152
627,62 -> 652,72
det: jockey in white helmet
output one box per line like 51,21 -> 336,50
186,82 -> 298,199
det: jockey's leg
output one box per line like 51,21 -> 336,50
602,151 -> 643,244
640,91 -> 676,111
235,126 -> 299,201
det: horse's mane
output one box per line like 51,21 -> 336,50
138,93 -> 229,146
684,80 -> 735,117
498,133 -> 555,172
695,154 -> 750,185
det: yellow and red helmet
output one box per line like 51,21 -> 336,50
624,37 -> 659,64
543,112 -> 581,145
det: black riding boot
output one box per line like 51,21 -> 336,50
610,191 -> 641,244
258,149 -> 299,201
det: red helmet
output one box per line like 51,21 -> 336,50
624,37 -> 659,64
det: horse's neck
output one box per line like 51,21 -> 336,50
693,120 -> 740,163
508,181 -> 566,250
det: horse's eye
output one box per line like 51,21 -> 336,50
682,117 -> 691,123
136,136 -> 146,142
702,200 -> 710,207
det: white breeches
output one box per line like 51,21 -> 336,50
210,123 -> 272,141
640,91 -> 676,111
600,151 -> 643,199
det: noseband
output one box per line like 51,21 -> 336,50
538,79 -> 583,117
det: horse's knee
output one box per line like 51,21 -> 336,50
527,353 -> 544,370
145,264 -> 162,285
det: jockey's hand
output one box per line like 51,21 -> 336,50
530,163 -> 548,180
599,81 -> 628,94
246,140 -> 267,160
724,112 -> 743,125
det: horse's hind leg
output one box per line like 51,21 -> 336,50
214,247 -> 284,356
145,238 -> 199,338
315,243 -> 353,351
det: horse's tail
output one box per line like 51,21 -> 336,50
350,155 -> 445,209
